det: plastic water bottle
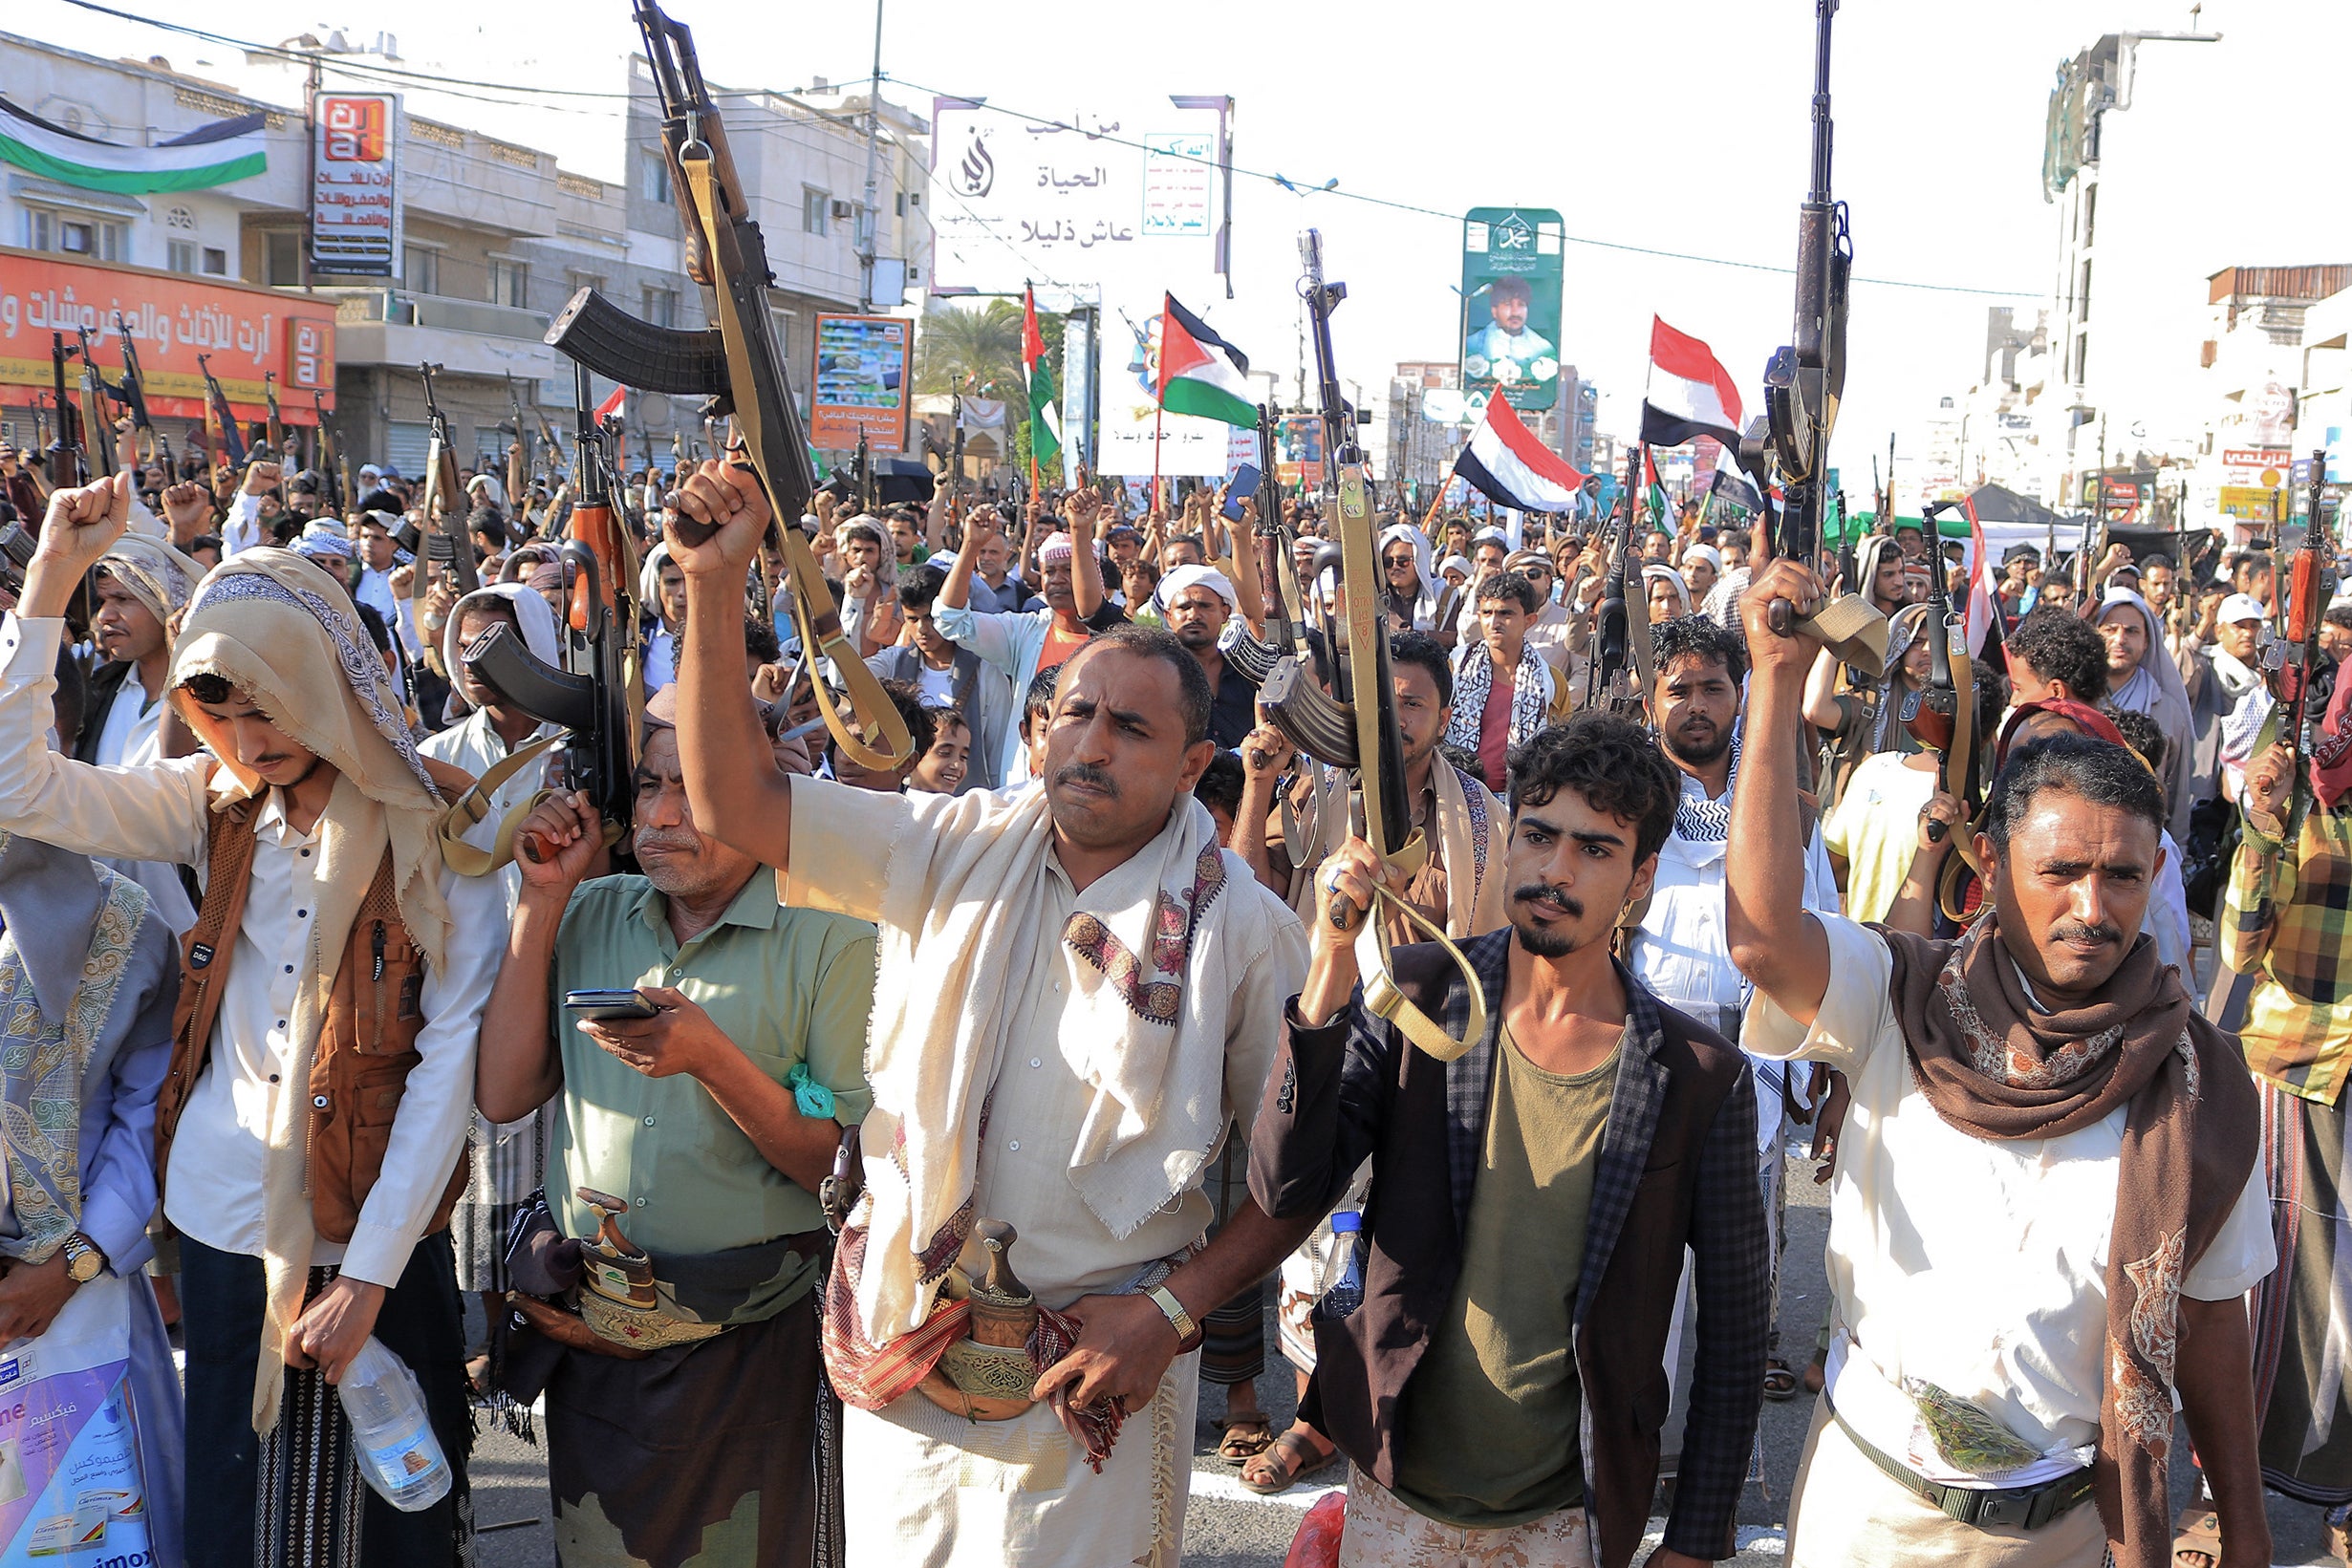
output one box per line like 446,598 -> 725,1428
1318,1211 -> 1366,1320
336,1336 -> 452,1512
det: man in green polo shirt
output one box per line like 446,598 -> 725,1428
478,685 -> 875,1568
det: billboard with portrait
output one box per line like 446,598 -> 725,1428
1458,207 -> 1563,415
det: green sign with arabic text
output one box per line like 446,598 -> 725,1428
1460,207 -> 1564,414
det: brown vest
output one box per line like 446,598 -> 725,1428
157,791 -> 466,1244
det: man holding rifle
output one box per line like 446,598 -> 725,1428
665,456 -> 1310,1568
1726,557 -> 2273,1568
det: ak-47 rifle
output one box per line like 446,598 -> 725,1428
112,315 -> 168,475
312,390 -> 347,517
2274,450 -> 2337,836
195,354 -> 245,471
1903,499 -> 1984,917
505,372 -> 533,516
262,373 -> 285,466
1750,0 -> 1886,680
1586,443 -> 1653,717
1253,229 -> 1483,1064
417,362 -> 479,595
51,335 -> 88,487
451,360 -> 645,870
73,328 -> 117,481
543,0 -> 908,769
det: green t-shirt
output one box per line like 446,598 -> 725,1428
550,871 -> 876,1315
1389,1023 -> 1620,1529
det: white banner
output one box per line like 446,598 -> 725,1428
928,98 -> 1224,295
310,93 -> 400,278
1097,290 -> 1230,478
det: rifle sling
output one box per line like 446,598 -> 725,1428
1334,464 -> 1485,1064
678,149 -> 910,773
437,732 -> 568,876
1930,645 -> 1983,927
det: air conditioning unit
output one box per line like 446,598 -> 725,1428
831,200 -> 852,221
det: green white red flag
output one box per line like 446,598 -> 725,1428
1022,287 -> 1062,471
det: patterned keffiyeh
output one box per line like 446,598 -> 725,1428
1445,640 -> 1549,755
1670,729 -> 1741,843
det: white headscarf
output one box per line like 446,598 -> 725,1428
2097,587 -> 2196,834
1376,522 -> 1440,628
440,581 -> 564,690
1641,564 -> 1693,617
1159,562 -> 1238,612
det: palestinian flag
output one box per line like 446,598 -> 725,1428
1645,449 -> 1672,528
1022,287 -> 1062,470
1639,315 -> 1744,451
1155,294 -> 1254,427
0,97 -> 266,194
1453,395 -> 1586,514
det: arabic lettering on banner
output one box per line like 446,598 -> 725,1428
0,251 -> 336,413
809,313 -> 913,453
311,92 -> 401,278
928,98 -> 1224,293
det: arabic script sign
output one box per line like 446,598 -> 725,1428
310,93 -> 401,278
929,97 -> 1225,293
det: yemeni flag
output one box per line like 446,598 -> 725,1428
1639,316 -> 1744,450
1454,395 -> 1586,514
0,97 -> 267,194
592,383 -> 627,422
1022,287 -> 1063,471
1155,294 -> 1255,426
1960,493 -> 1999,658
1710,462 -> 1764,515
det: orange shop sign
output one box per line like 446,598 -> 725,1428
0,247 -> 336,422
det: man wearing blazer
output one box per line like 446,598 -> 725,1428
1253,713 -> 1771,1568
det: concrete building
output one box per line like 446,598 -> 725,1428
0,28 -> 931,479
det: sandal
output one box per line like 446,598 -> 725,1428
2171,1505 -> 2221,1568
1802,1348 -> 1828,1396
1218,1411 -> 1274,1464
1762,1358 -> 1801,1402
1241,1428 -> 1342,1495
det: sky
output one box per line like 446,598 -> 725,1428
18,0 -> 2338,482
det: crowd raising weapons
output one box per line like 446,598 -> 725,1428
547,0 -> 909,769
260,372 -> 284,466
313,388 -> 347,516
49,333 -> 87,488
72,328 -> 116,482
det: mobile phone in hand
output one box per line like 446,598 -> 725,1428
563,988 -> 659,1021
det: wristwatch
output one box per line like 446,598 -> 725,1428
60,1233 -> 106,1284
1145,1283 -> 1203,1352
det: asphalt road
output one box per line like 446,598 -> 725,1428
462,1155 -> 2341,1565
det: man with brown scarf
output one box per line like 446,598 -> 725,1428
1725,557 -> 2275,1568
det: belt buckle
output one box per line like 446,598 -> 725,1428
1971,1489 -> 2030,1530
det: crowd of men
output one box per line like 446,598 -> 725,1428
0,409 -> 2349,1568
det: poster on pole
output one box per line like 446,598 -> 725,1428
1095,290 -> 1230,478
310,93 -> 399,277
809,313 -> 913,453
1458,207 -> 1563,415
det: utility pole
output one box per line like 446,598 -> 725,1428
858,0 -> 885,311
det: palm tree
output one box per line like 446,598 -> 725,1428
916,299 -> 1025,398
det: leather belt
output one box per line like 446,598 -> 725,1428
1829,1401 -> 2095,1534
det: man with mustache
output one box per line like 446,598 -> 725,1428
1250,713 -> 1769,1568
1629,613 -> 1841,1414
1727,559 -> 2274,1568
661,459 -> 1309,1568
474,684 -> 876,1568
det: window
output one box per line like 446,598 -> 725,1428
488,257 -> 529,309
566,268 -> 607,302
803,185 -> 829,236
403,245 -> 440,294
642,286 -> 678,329
265,230 -> 300,286
167,239 -> 198,274
895,190 -> 906,218
638,145 -> 670,204
2077,260 -> 2091,322
2081,185 -> 2098,248
203,247 -> 227,275
30,210 -> 124,262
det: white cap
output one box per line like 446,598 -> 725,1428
2220,593 -> 2268,625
